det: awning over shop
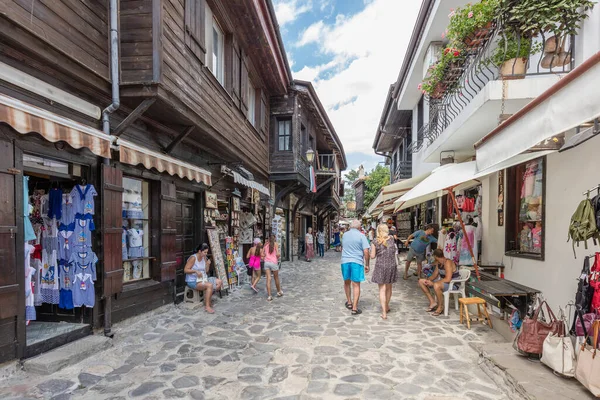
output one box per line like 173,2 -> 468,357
365,172 -> 430,216
475,51 -> 600,172
395,151 -> 554,212
118,138 -> 212,186
232,169 -> 270,196
0,93 -> 111,158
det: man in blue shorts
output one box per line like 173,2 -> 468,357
341,219 -> 370,315
404,224 -> 437,280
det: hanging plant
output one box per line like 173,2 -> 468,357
446,0 -> 500,46
485,31 -> 543,78
419,47 -> 465,98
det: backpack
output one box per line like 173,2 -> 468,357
567,199 -> 600,257
591,194 -> 600,229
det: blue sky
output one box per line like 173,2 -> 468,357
273,0 -> 422,176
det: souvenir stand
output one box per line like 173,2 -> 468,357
203,191 -> 230,295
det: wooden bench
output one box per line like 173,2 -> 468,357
459,297 -> 493,329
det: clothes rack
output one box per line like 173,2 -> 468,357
582,184 -> 600,196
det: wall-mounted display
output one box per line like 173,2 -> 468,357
205,191 -> 218,209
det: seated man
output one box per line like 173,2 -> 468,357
417,248 -> 460,316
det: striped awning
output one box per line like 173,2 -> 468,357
232,170 -> 270,196
0,93 -> 111,158
117,138 -> 211,186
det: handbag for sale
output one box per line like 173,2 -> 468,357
517,301 -> 565,356
575,321 -> 600,396
541,319 -> 575,377
575,311 -> 599,337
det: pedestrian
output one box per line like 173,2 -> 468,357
341,219 -> 370,315
403,224 -> 437,280
417,248 -> 459,316
305,227 -> 315,262
317,228 -> 325,257
370,224 -> 398,320
263,234 -> 283,301
247,238 -> 263,292
184,243 -> 222,314
333,227 -> 341,252
368,227 -> 375,243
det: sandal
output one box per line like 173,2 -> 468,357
403,276 -> 409,280
267,296 -> 273,301
344,301 -> 352,310
381,315 -> 387,320
277,292 -> 284,297
351,309 -> 362,316
251,285 -> 258,293
426,306 -> 437,312
431,308 -> 443,316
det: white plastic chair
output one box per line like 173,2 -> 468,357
443,268 -> 471,316
235,264 -> 250,288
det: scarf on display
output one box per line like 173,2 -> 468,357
309,166 -> 317,193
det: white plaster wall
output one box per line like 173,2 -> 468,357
411,103 -> 439,177
575,4 -> 600,67
480,138 -> 600,311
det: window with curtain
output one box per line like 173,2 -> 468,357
505,157 -> 545,259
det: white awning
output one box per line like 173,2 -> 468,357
366,191 -> 383,216
365,173 -> 430,215
232,170 -> 270,196
395,151 -> 554,212
475,52 -> 600,172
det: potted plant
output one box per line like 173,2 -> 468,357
419,47 -> 465,98
489,32 -> 543,79
446,0 -> 500,48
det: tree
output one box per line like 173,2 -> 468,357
344,169 -> 359,186
364,164 -> 390,208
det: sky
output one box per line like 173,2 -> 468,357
273,0 -> 422,176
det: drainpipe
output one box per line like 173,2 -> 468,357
103,0 -> 120,338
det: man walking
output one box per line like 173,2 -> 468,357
316,229 -> 325,257
341,219 -> 370,315
404,224 -> 437,280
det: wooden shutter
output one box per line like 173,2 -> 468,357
0,138 -> 21,362
185,0 -> 206,62
232,41 -> 241,107
240,52 -> 249,115
102,165 -> 124,296
261,95 -> 268,137
159,182 -> 177,282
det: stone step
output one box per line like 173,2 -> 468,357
23,335 -> 113,375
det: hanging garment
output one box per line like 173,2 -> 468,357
474,216 -> 483,242
590,254 -> 600,312
532,226 -> 542,253
459,225 -> 478,265
58,223 -> 75,262
475,194 -> 483,218
58,261 -> 75,310
438,231 -> 447,253
70,184 -> 97,216
40,249 -> 59,304
41,216 -> 59,255
456,195 -> 465,210
23,177 -> 37,242
73,215 -> 95,248
48,187 -> 63,220
40,194 -> 50,219
532,159 -> 543,198
61,193 -> 76,226
25,243 -> 36,322
122,228 -> 128,260
463,197 -> 475,212
571,256 -> 595,334
444,232 -> 458,263
70,250 -> 98,308
521,162 -> 536,198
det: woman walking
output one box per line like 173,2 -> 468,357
333,227 -> 341,252
305,227 -> 315,262
370,224 -> 398,320
247,238 -> 263,292
184,243 -> 223,314
263,234 -> 283,301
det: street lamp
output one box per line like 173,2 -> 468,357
306,148 -> 315,163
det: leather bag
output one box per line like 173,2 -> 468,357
575,321 -> 600,396
575,311 -> 599,337
517,301 -> 565,355
541,319 -> 575,377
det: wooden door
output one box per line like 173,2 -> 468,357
174,191 -> 195,303
102,165 -> 124,297
0,137 -> 22,362
158,182 -> 177,282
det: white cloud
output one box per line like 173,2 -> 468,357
292,0 -> 422,155
273,0 -> 312,26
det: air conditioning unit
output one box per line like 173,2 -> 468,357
423,42 -> 444,80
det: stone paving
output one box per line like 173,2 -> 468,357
0,251 -> 512,400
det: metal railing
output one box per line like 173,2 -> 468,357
409,26 -> 575,153
393,161 -> 412,182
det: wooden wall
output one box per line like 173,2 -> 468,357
121,0 -> 155,83
269,95 -> 295,174
0,0 -> 110,80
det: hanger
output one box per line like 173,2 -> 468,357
80,177 -> 87,186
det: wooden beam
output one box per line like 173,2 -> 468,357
113,98 -> 156,136
164,126 -> 195,155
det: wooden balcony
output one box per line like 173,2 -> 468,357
317,153 -> 338,175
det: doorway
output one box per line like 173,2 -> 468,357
174,191 -> 196,303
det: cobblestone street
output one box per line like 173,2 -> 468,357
1,251 -> 511,400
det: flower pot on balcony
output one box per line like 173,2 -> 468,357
464,22 -> 493,48
430,83 -> 446,99
500,58 -> 527,79
544,35 -> 559,54
474,21 -> 493,37
540,52 -> 571,69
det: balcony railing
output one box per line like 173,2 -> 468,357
392,161 -> 412,182
409,26 -> 575,153
296,157 -> 311,183
317,153 -> 337,174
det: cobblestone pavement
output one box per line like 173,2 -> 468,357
1,251 -> 511,400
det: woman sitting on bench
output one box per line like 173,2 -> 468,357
184,243 -> 222,314
417,248 -> 459,316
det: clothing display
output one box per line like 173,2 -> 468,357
58,261 -> 75,310
458,225 -> 478,265
443,232 -> 458,263
40,249 -> 59,304
70,250 -> 98,308
25,243 -> 36,322
61,194 -> 76,226
517,159 -> 544,253
70,184 -> 97,216
73,215 -> 95,248
48,188 -> 63,220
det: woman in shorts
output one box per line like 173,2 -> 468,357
247,238 -> 263,293
262,234 -> 282,301
184,243 -> 222,314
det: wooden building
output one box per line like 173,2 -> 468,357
270,80 -> 346,260
0,0 -> 290,363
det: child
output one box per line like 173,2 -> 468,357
247,238 -> 263,292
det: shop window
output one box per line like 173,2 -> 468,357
122,177 -> 151,282
505,157 -> 545,259
278,119 -> 292,151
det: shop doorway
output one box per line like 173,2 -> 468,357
174,191 -> 196,303
23,154 -> 94,358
